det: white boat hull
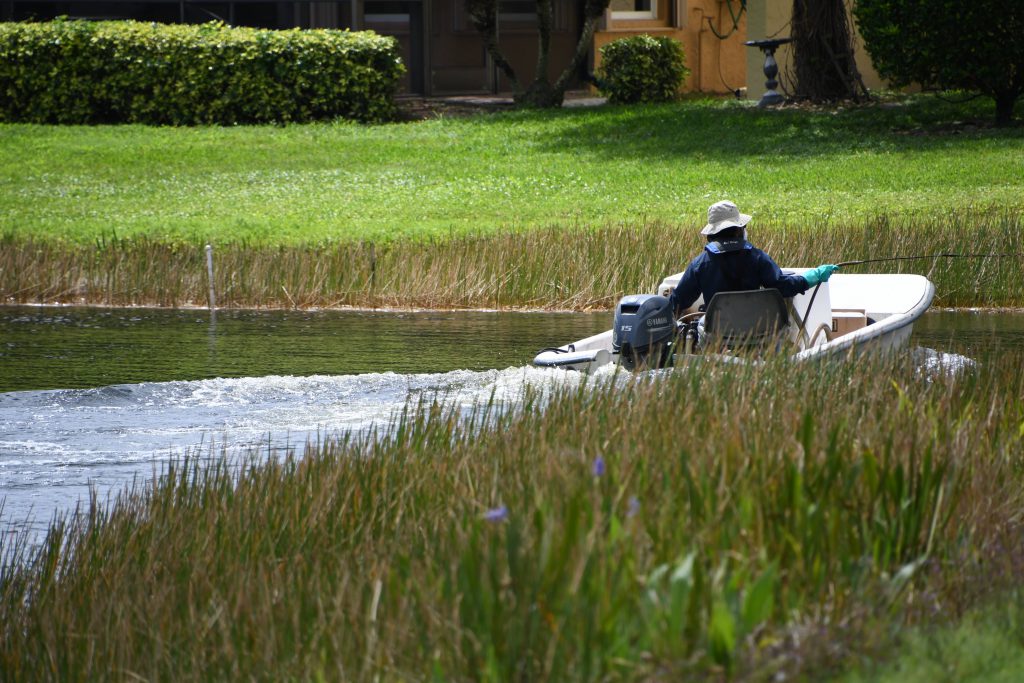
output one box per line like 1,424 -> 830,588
533,271 -> 935,371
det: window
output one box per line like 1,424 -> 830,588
499,1 -> 536,23
610,0 -> 656,20
365,1 -> 411,25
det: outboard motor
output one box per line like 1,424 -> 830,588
612,294 -> 676,370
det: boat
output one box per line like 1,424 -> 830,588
532,268 -> 936,372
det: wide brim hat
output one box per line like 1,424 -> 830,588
701,200 -> 752,236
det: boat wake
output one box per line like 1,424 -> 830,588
0,366 -> 586,537
911,346 -> 977,378
0,346 -> 974,540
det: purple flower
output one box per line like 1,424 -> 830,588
592,456 -> 606,478
627,496 -> 640,518
482,506 -> 508,522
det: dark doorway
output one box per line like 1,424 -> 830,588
364,0 -> 425,93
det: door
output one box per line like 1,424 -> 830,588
364,0 -> 426,93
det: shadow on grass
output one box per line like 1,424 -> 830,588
466,95 -> 1024,162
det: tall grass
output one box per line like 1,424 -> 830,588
4,210 -> 1023,310
3,353 -> 1022,680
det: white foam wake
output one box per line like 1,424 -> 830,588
0,366 -> 587,538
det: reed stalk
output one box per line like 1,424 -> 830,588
3,210 -> 1023,311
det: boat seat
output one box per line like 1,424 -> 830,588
703,288 -> 791,350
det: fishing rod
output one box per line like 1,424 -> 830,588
837,252 -> 1024,268
795,251 -> 1023,346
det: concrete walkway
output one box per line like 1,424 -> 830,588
397,90 -> 607,119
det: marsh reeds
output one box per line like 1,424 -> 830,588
3,210 -> 1022,312
2,353 -> 1022,680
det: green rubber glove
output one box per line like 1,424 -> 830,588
802,264 -> 839,287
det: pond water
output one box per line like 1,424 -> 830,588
0,307 -> 612,392
0,306 -> 609,540
1,306 -> 1022,543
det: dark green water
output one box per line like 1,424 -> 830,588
1,307 -> 1022,393
0,306 -> 610,392
913,309 -> 1024,358
1,306 -> 615,537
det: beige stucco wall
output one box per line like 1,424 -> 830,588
685,0 -> 749,94
591,1 -> 887,100
593,0 -> 748,95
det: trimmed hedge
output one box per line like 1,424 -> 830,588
596,35 -> 688,104
0,20 -> 405,124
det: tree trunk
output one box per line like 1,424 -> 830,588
465,0 -> 519,91
516,79 -> 563,108
994,91 -> 1018,127
535,0 -> 553,83
517,10 -> 603,108
467,0 -> 610,108
515,0 -> 558,107
790,0 -> 867,102
552,12 -> 603,96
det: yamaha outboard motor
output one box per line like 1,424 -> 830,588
613,294 -> 676,370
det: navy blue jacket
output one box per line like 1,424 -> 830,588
671,239 -> 810,314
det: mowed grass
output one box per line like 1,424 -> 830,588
2,95 -> 1023,245
2,353 -> 1023,680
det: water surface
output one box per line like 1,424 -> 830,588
1,306 -> 1021,543
912,309 -> 1024,356
0,306 -> 608,539
0,306 -> 608,392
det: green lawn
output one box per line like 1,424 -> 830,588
2,96 -> 1022,245
839,595 -> 1024,683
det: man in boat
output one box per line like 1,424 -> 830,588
670,200 -> 838,344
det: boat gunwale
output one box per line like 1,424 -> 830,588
532,272 -> 937,371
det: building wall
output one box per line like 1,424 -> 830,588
681,0 -> 748,94
593,0 -> 748,95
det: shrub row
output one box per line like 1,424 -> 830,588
0,19 -> 405,124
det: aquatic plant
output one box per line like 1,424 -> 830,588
3,209 -> 1022,310
2,352 -> 1022,680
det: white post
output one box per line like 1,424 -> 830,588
205,244 -> 216,310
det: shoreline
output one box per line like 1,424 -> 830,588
3,300 -> 1023,315
0,299 -> 610,314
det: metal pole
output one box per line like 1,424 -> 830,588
205,244 -> 216,310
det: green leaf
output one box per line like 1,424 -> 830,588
741,563 -> 777,631
709,598 -> 737,669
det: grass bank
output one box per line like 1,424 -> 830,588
2,353 -> 1022,680
3,95 -> 1023,310
2,95 -> 1022,246
4,211 -> 1023,309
